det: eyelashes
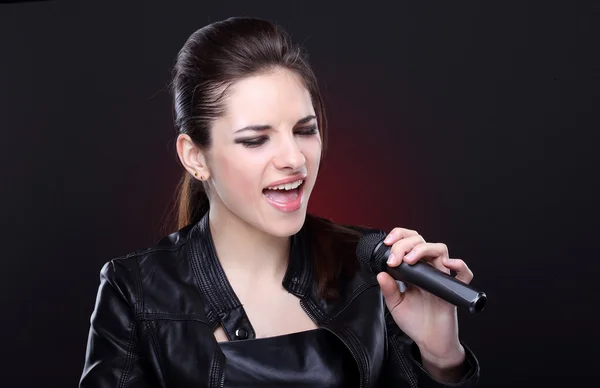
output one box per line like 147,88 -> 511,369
237,137 -> 267,148
235,125 -> 318,148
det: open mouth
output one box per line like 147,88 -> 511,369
262,179 -> 304,204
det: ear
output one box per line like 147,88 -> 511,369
176,134 -> 210,181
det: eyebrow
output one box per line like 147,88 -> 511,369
234,115 -> 317,134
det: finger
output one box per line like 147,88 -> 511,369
442,257 -> 474,284
377,272 -> 405,313
383,227 -> 419,246
386,235 -> 426,267
403,242 -> 449,266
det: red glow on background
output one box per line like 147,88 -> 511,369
307,96 -> 422,231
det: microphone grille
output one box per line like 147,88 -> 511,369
356,231 -> 387,273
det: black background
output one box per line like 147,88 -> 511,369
1,1 -> 598,386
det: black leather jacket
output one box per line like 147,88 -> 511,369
79,215 -> 480,387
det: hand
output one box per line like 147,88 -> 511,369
377,227 -> 474,374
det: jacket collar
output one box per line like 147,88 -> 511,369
187,213 -> 314,337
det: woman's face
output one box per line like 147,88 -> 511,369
204,67 -> 322,237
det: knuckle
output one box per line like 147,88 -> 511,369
392,227 -> 415,237
407,229 -> 419,236
392,243 -> 410,256
393,227 -> 417,235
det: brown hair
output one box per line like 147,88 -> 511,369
170,17 -> 361,300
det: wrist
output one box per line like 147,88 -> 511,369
418,343 -> 466,383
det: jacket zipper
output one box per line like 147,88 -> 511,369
300,300 -> 368,388
325,326 -> 368,388
389,337 -> 418,388
299,299 -> 321,323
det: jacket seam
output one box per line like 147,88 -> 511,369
146,320 -> 168,386
133,258 -> 144,314
208,347 -> 226,388
117,320 -> 137,388
136,312 -> 209,322
123,233 -> 191,260
328,280 -> 379,321
188,239 -> 217,327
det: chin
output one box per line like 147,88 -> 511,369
263,210 -> 307,238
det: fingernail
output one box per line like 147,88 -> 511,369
384,234 -> 392,244
387,253 -> 396,265
404,249 -> 416,260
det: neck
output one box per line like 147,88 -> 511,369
208,205 -> 290,283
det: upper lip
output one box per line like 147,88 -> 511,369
265,174 -> 307,188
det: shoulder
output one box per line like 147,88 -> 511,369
97,222 -> 199,303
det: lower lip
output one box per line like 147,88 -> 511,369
263,183 -> 304,213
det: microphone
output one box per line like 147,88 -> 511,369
356,232 -> 487,314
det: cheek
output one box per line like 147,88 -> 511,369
213,153 -> 261,197
304,139 -> 322,171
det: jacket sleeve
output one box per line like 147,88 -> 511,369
380,308 -> 480,388
79,260 -> 153,388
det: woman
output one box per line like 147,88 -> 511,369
79,17 -> 480,387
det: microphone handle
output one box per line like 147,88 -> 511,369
386,261 -> 487,314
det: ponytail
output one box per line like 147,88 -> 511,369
176,172 -> 210,230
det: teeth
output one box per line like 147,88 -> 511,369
266,179 -> 303,190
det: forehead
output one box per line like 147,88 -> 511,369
222,68 -> 314,128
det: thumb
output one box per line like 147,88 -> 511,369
377,272 -> 405,313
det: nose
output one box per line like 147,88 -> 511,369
273,134 -> 306,171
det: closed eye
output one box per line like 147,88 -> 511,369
295,125 -> 318,136
235,136 -> 268,148
234,125 -> 318,148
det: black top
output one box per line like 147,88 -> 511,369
219,328 -> 359,387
